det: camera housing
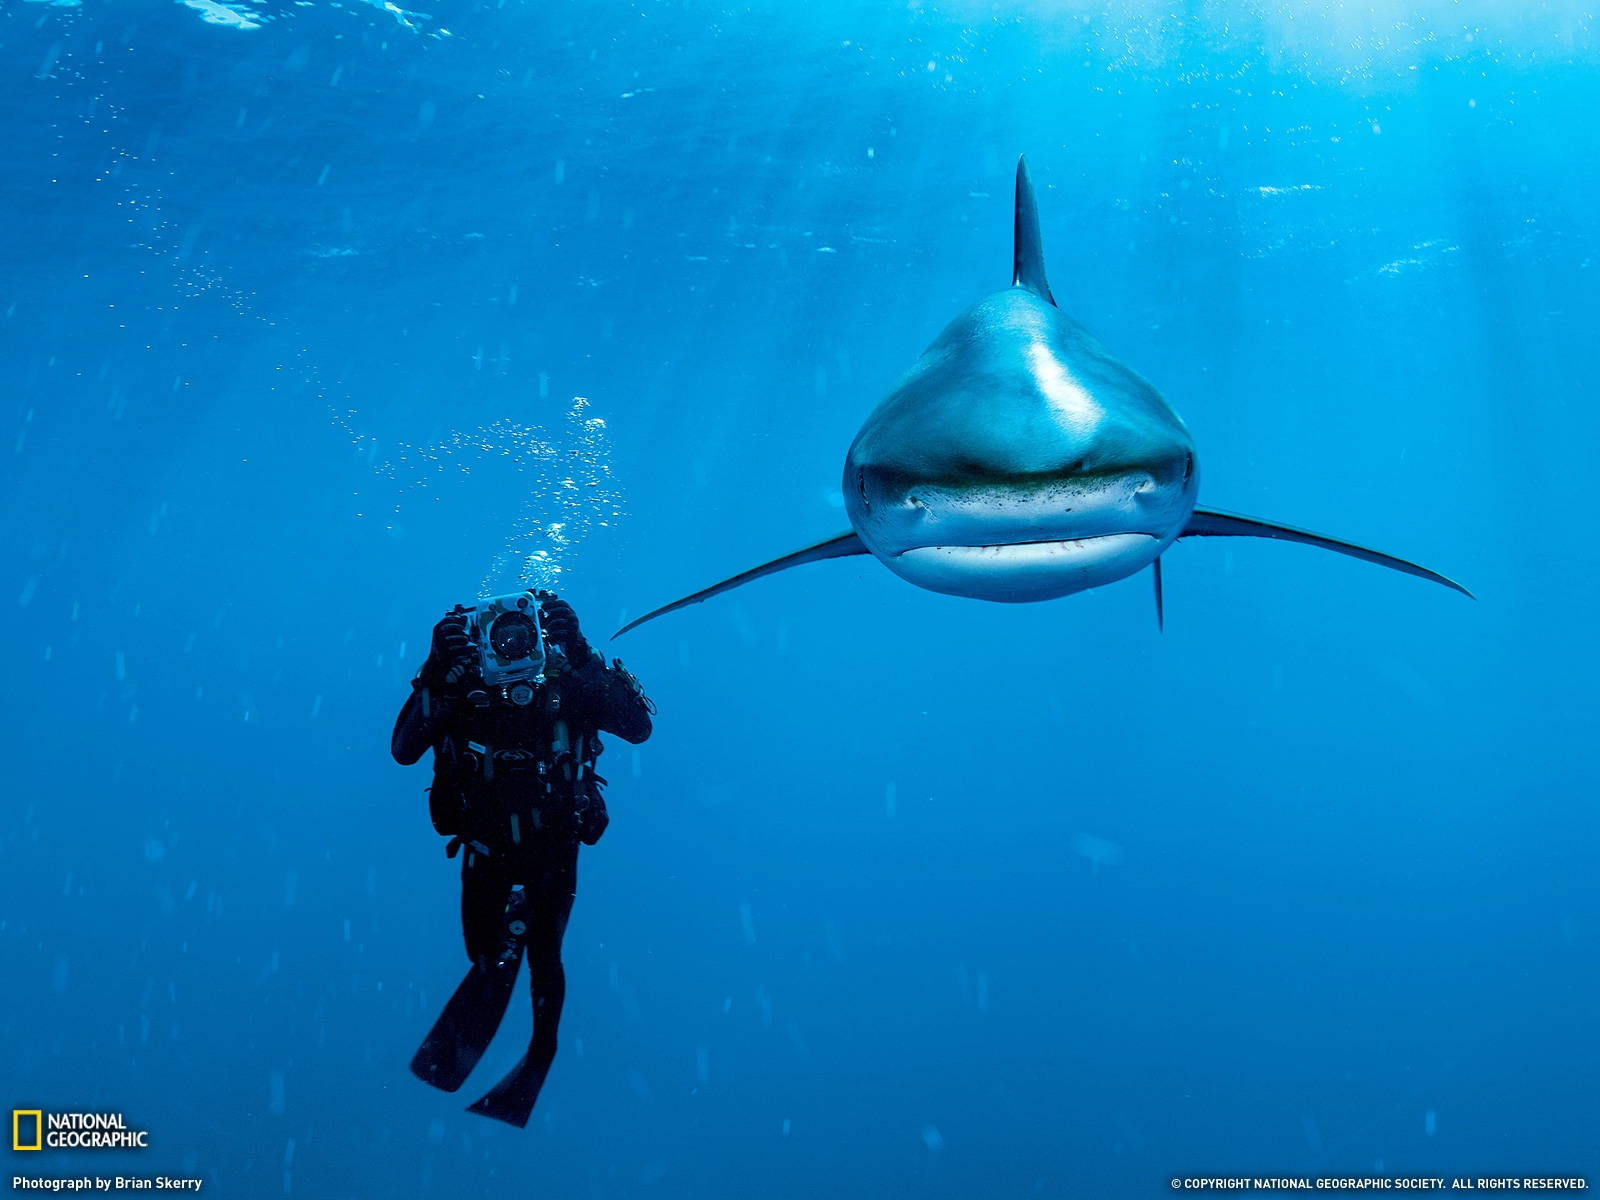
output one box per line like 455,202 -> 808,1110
470,591 -> 546,686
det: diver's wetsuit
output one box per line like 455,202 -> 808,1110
392,630 -> 651,1126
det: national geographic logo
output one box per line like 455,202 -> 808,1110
13,1112 -> 41,1152
12,1111 -> 149,1151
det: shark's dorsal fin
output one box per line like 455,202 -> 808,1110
1012,155 -> 1055,306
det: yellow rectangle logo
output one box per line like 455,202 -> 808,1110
13,1109 -> 43,1151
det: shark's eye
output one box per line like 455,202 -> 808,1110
857,469 -> 868,507
1183,451 -> 1194,484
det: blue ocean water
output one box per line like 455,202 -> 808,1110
4,0 -> 1598,1193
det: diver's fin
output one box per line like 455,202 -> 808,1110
410,949 -> 524,1094
465,1038 -> 557,1129
613,530 -> 868,638
1178,506 -> 1474,598
1012,155 -> 1056,305
1152,555 -> 1164,632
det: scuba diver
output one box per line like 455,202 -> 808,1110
391,590 -> 653,1127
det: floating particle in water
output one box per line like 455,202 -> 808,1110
825,922 -> 844,962
921,1125 -> 944,1152
1071,832 -> 1124,874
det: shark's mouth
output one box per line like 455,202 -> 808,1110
887,533 -> 1162,602
897,532 -> 1156,558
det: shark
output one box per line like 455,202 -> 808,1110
615,156 -> 1469,639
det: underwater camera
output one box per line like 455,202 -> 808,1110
470,592 -> 546,688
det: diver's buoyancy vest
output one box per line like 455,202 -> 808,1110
428,671 -> 603,849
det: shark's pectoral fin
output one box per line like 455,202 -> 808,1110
1012,156 -> 1056,306
613,531 -> 869,638
1178,507 -> 1473,598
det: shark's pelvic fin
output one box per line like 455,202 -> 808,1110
1012,155 -> 1056,306
1179,507 -> 1473,598
612,531 -> 868,638
1152,556 -> 1164,632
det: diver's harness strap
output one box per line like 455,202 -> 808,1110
437,733 -> 610,857
428,655 -> 629,857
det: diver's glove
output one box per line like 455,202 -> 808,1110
576,788 -> 610,846
538,593 -> 592,667
419,605 -> 476,689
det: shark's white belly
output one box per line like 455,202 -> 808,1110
886,532 -> 1164,602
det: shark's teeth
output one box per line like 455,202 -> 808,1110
898,533 -> 1159,556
